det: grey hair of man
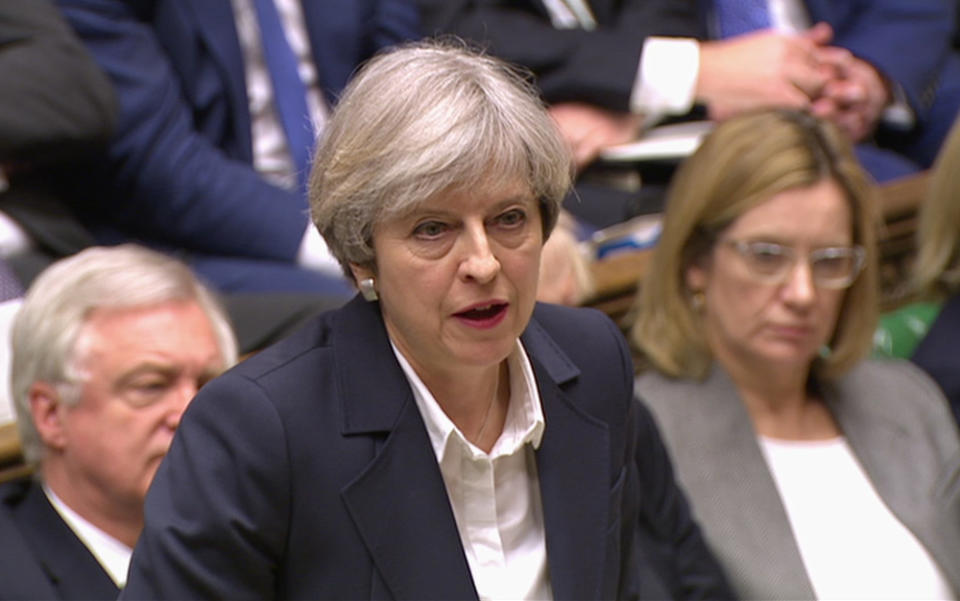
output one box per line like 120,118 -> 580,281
309,39 -> 574,280
10,244 -> 238,467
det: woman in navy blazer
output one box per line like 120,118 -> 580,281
120,41 -> 728,600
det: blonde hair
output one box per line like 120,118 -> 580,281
913,117 -> 960,297
309,39 -> 572,279
632,110 -> 879,380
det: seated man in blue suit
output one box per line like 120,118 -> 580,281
54,0 -> 419,297
0,245 -> 237,599
699,0 -> 960,181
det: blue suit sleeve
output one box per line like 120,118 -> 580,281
56,0 -> 310,261
824,0 -> 955,114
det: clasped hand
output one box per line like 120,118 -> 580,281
698,22 -> 890,142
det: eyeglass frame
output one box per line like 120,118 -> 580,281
719,238 -> 866,289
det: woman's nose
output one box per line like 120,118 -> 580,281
458,223 -> 500,283
781,259 -> 816,306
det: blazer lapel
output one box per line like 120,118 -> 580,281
642,366 -> 816,598
335,299 -> 477,600
181,0 -> 253,156
524,321 -> 611,600
12,482 -> 120,600
828,372 -> 960,589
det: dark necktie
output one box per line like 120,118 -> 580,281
0,258 -> 23,302
252,0 -> 316,193
713,0 -> 772,38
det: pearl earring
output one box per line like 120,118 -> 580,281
358,277 -> 378,302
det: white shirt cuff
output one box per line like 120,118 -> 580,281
631,37 -> 700,124
297,225 -> 345,276
882,81 -> 914,128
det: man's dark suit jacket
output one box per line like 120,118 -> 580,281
55,0 -> 418,291
121,296 -> 729,599
0,479 -> 119,601
0,0 -> 113,277
419,0 -> 704,113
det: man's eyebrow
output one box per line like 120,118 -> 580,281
115,363 -> 178,385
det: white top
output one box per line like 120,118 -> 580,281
44,484 -> 133,588
759,436 -> 954,600
393,340 -> 552,601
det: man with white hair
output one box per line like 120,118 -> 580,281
0,245 -> 237,599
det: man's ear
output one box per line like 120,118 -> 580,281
28,382 -> 68,451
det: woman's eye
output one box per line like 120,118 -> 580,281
413,221 -> 448,239
749,244 -> 784,262
496,209 -> 526,228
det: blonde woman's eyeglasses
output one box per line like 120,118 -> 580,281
723,239 -> 865,289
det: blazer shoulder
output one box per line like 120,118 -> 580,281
835,359 -> 960,454
228,307 -> 340,381
527,303 -> 633,386
529,303 -> 627,359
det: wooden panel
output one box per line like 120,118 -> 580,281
0,422 -> 29,484
0,422 -> 20,465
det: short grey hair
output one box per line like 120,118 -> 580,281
11,245 -> 238,466
309,39 -> 573,279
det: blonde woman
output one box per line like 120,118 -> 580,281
633,109 -> 960,600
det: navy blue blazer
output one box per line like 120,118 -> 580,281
55,0 -> 418,263
0,479 -> 119,601
121,297 -> 721,599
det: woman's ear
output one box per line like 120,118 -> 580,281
348,262 -> 372,284
685,261 -> 708,293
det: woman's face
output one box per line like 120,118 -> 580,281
355,179 -> 543,379
686,179 -> 854,374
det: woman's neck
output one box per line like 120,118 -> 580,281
720,358 -> 841,441
419,361 -> 510,453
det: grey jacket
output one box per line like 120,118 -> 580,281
636,359 -> 960,600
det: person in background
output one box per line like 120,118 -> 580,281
0,245 -> 237,599
0,0 -> 114,282
633,109 -> 960,599
55,0 -> 419,297
419,1 -> 959,204
901,116 -> 960,425
697,0 -> 960,183
121,41 -> 730,600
